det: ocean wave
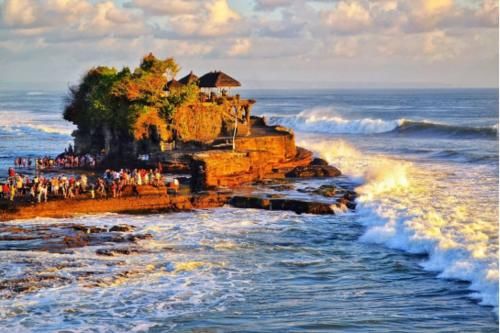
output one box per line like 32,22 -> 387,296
299,138 -> 499,315
266,108 -> 401,134
0,124 -> 72,137
0,111 -> 74,137
266,107 -> 498,139
394,120 -> 498,139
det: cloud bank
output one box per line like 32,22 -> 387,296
0,0 -> 497,88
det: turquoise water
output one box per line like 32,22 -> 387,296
0,89 -> 498,332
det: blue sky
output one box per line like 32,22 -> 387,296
0,0 -> 497,89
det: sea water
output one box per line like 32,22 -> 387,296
0,89 -> 497,332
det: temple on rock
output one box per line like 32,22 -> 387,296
64,54 -> 321,190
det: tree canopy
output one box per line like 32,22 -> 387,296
64,53 -> 198,143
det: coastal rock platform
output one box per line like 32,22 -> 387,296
0,188 -> 230,222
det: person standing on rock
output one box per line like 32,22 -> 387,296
9,179 -> 16,201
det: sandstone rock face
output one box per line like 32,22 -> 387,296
229,196 -> 334,215
286,165 -> 341,178
190,125 -> 314,189
0,189 -> 231,222
234,132 -> 297,161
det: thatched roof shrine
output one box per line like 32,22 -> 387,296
198,71 -> 241,88
165,79 -> 183,91
178,71 -> 199,85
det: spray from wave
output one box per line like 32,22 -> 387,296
267,107 -> 401,134
299,137 -> 499,314
267,106 -> 498,138
0,111 -> 74,136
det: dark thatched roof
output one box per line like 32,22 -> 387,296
198,71 -> 241,88
165,79 -> 183,91
178,71 -> 199,85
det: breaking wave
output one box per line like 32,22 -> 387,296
266,107 -> 498,139
0,124 -> 72,137
299,138 -> 499,315
0,111 -> 73,137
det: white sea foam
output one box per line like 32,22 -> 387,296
299,137 -> 499,314
266,106 -> 402,134
0,110 -> 74,136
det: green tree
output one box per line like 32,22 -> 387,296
64,53 -> 198,152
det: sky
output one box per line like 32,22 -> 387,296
0,0 -> 498,89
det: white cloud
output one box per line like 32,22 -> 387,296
254,0 -> 292,11
124,0 -> 198,16
422,30 -> 462,62
322,1 -> 372,34
1,0 -> 148,40
166,0 -> 242,37
0,0 -> 497,88
332,37 -> 360,58
227,38 -> 251,56
2,0 -> 40,27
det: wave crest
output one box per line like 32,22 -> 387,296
267,107 -> 498,138
0,124 -> 72,136
267,107 -> 401,134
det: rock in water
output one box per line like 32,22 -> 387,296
286,165 -> 341,178
310,158 -> 329,166
312,185 -> 336,197
269,199 -> 334,214
229,196 -> 271,210
109,224 -> 135,232
229,196 -> 334,215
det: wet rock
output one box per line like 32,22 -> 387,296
0,275 -> 71,296
109,224 -> 135,232
230,196 -> 334,215
229,196 -> 271,210
96,247 -> 141,256
269,199 -> 334,215
313,185 -> 336,197
269,184 -> 295,191
126,233 -> 153,242
343,191 -> 358,202
63,233 -> 89,248
286,165 -> 341,178
310,158 -> 329,166
71,225 -> 108,234
266,194 -> 284,199
336,195 -> 356,210
297,187 -> 316,193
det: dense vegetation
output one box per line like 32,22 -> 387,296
63,53 -> 199,147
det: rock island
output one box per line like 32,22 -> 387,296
0,54 -> 355,221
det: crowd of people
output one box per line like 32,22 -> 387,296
13,144 -> 100,171
13,154 -> 98,170
1,167 -> 180,203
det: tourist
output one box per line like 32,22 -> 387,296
1,165 -> 167,204
3,183 -> 9,200
9,180 -> 16,201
